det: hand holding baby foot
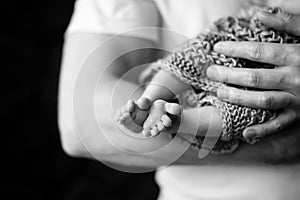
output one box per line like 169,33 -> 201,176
142,100 -> 182,137
115,97 -> 151,133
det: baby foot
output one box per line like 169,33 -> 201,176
142,100 -> 182,137
115,97 -> 151,133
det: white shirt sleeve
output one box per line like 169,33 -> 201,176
66,0 -> 160,42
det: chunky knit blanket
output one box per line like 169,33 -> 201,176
140,8 -> 300,154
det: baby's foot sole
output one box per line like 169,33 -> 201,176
115,97 -> 152,133
116,100 -> 135,124
142,100 -> 182,137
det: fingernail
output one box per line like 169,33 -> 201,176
243,129 -> 257,139
214,42 -> 228,52
198,148 -> 210,159
206,66 -> 218,79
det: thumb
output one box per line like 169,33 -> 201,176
256,7 -> 300,36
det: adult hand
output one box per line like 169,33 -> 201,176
250,0 -> 300,15
206,7 -> 300,140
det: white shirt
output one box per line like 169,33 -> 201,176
66,0 -> 300,199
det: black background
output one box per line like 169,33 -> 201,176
3,0 -> 158,199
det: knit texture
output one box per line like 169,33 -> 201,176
140,8 -> 300,154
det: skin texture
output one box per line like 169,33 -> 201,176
58,33 -> 222,168
207,7 -> 300,140
115,68 -> 214,138
58,0 -> 300,169
250,0 -> 300,14
59,32 -> 300,168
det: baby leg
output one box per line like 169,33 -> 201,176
142,100 -> 223,138
141,69 -> 190,102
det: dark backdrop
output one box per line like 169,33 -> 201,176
2,0 -> 158,199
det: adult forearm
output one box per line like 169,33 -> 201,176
58,32 -> 192,168
81,76 -> 300,167
59,33 -> 300,169
58,32 -> 157,156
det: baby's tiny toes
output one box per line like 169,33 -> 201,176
126,100 -> 135,113
150,126 -> 159,136
143,116 -> 153,130
120,105 -> 127,116
142,129 -> 151,137
122,112 -> 130,119
156,121 -> 165,132
115,109 -> 122,121
165,103 -> 182,115
118,113 -> 128,124
161,114 -> 172,128
136,97 -> 151,110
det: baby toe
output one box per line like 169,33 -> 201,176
161,114 -> 172,128
126,100 -> 135,113
156,121 -> 165,132
136,97 -> 151,110
118,114 -> 128,123
165,103 -> 182,115
142,129 -> 151,137
143,116 -> 153,130
122,112 -> 130,120
120,105 -> 127,116
150,126 -> 159,136
115,109 -> 122,120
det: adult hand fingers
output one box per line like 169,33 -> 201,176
255,7 -> 300,35
250,0 -> 300,16
213,42 -> 300,66
242,109 -> 297,140
207,65 -> 291,90
216,85 -> 296,109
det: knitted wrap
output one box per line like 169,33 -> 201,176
140,9 -> 300,154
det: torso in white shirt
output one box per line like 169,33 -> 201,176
153,1 -> 300,199
67,0 -> 300,199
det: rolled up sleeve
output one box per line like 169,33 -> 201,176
66,0 -> 160,42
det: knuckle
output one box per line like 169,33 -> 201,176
282,11 -> 294,23
285,97 -> 294,107
260,95 -> 274,109
280,51 -> 291,66
282,74 -> 298,91
277,74 -> 287,88
290,46 -> 300,64
292,110 -> 298,120
286,109 -> 297,121
249,43 -> 264,61
282,98 -> 293,109
294,54 -> 300,65
272,120 -> 283,132
284,13 -> 300,35
293,77 -> 300,88
245,72 -> 260,87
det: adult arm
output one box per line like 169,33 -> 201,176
58,32 -> 300,169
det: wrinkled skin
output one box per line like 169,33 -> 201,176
207,3 -> 300,140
